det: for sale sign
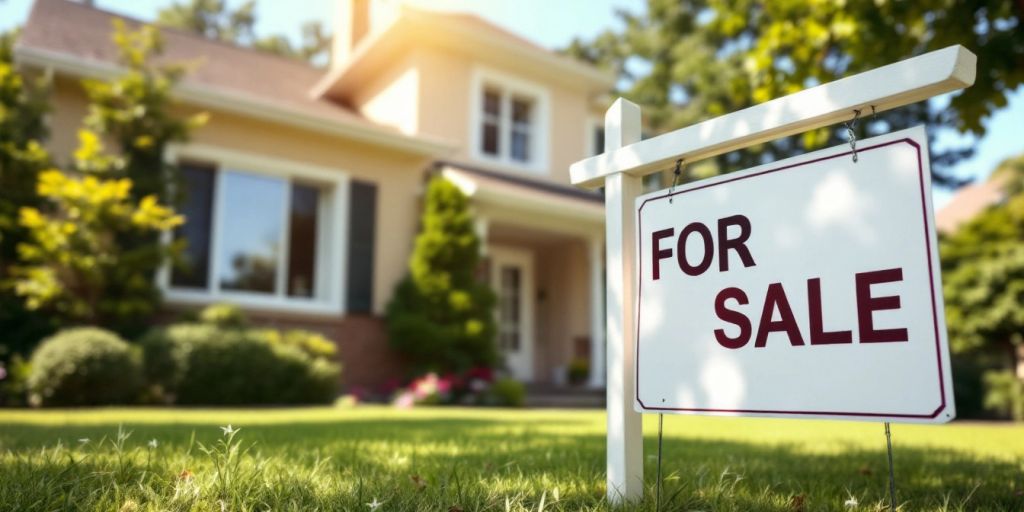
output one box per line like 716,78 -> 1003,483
634,126 -> 955,423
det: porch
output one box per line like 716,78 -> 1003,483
440,163 -> 606,389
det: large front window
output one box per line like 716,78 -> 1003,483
165,151 -> 345,313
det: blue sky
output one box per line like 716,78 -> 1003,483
2,0 -> 1021,207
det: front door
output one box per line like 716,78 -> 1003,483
489,247 -> 534,381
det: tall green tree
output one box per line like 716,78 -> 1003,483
157,0 -> 331,65
8,21 -> 204,337
82,20 -> 205,204
566,0 -> 1023,185
0,30 -> 57,359
942,155 -> 1024,358
386,178 -> 497,374
12,151 -> 183,327
941,155 -> 1024,418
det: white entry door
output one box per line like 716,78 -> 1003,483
490,247 -> 534,381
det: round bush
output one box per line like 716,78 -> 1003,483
141,323 -> 340,405
28,327 -> 142,406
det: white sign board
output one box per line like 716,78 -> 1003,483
634,126 -> 955,423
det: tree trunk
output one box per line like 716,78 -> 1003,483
1016,343 -> 1024,381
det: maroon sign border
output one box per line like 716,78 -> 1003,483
635,137 -> 947,419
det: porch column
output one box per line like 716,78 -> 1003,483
588,233 -> 606,388
475,215 -> 489,256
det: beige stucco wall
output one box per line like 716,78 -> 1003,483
45,76 -> 431,316
355,45 -> 597,187
350,52 -> 420,136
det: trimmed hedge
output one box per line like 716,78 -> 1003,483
140,309 -> 341,405
28,327 -> 142,406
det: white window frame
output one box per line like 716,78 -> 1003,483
469,66 -> 550,174
159,144 -> 349,315
586,115 -> 604,157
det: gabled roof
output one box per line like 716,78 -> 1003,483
313,5 -> 615,100
16,0 -> 453,156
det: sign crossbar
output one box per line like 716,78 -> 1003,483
571,45 -> 976,189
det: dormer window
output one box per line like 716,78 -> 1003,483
510,96 -> 533,162
471,68 -> 549,173
482,88 -> 502,156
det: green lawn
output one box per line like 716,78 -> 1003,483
0,407 -> 1020,511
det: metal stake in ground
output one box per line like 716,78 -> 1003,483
885,422 -> 896,511
656,414 -> 664,511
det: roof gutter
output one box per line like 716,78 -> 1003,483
15,44 -> 455,158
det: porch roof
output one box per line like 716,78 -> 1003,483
437,162 -> 605,228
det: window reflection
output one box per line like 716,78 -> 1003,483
288,183 -> 320,298
218,171 -> 286,293
171,163 -> 215,289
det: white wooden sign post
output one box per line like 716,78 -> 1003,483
571,45 -> 976,504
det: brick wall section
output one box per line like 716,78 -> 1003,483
244,311 -> 407,391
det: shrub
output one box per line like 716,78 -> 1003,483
198,303 -> 248,328
27,327 -> 142,406
258,328 -> 337,359
386,178 -> 497,374
140,321 -> 340,405
568,358 -> 589,386
983,370 -> 1024,421
0,355 -> 32,407
483,378 -> 526,407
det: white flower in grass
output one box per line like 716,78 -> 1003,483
366,497 -> 383,510
148,438 -> 158,449
220,424 -> 238,436
844,497 -> 858,509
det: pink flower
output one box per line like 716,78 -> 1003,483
393,391 -> 415,409
436,375 -> 452,394
467,367 -> 494,382
413,373 -> 439,399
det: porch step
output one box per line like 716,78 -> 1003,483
525,385 -> 605,408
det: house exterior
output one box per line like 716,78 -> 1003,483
15,0 -> 618,390
934,173 -> 1009,233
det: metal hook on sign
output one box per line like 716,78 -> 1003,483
844,109 -> 862,163
669,159 -> 684,204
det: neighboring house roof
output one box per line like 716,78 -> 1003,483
935,175 -> 1007,233
313,5 -> 615,100
15,0 -> 453,156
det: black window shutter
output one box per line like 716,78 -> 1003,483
347,180 -> 377,313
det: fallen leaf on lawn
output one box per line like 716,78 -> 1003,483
410,474 -> 426,491
789,494 -> 806,511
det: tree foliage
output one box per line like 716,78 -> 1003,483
565,0 -> 1024,185
157,0 -> 331,65
941,154 -> 1024,360
82,20 -> 206,204
8,21 -> 201,336
0,30 -> 57,359
386,178 -> 497,374
12,153 -> 182,325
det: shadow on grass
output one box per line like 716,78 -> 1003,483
0,415 -> 1020,511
